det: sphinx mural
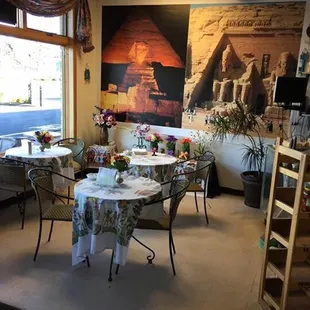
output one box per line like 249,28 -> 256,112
101,5 -> 190,128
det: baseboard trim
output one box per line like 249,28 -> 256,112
220,187 -> 244,196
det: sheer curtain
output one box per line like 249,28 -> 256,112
6,0 -> 94,53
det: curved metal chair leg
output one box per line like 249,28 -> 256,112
169,230 -> 176,276
171,232 -> 176,255
194,192 -> 199,212
108,250 -> 114,282
132,235 -> 156,264
33,220 -> 43,261
203,193 -> 209,225
86,255 -> 90,268
47,221 -> 54,242
115,264 -> 120,275
21,201 -> 26,230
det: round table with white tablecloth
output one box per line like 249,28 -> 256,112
127,153 -> 177,220
72,175 -> 161,266
128,152 -> 177,182
5,146 -> 74,189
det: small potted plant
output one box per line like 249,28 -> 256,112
145,133 -> 163,153
92,106 -> 117,146
179,137 -> 192,160
34,130 -> 54,152
191,131 -> 213,157
166,135 -> 178,156
109,154 -> 130,172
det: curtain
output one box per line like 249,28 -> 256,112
6,0 -> 94,53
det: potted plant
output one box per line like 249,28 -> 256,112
191,130 -> 213,157
211,102 -> 265,208
166,135 -> 178,156
34,130 -> 54,152
145,133 -> 163,153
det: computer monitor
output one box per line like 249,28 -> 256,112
273,76 -> 308,110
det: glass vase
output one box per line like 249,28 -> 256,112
99,127 -> 109,146
39,145 -> 46,152
150,141 -> 159,152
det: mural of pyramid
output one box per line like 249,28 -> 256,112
102,9 -> 184,68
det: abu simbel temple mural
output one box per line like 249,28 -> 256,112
101,2 -> 306,131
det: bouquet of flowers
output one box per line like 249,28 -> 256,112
179,137 -> 192,159
34,130 -> 54,151
191,131 -> 213,156
166,135 -> 178,156
109,154 -> 130,172
145,133 -> 163,152
133,123 -> 150,138
92,106 -> 117,128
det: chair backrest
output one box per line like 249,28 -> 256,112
53,138 -> 85,166
0,158 -> 26,188
28,169 -> 55,205
0,137 -> 17,152
169,179 -> 190,222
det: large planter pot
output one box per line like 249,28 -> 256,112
240,171 -> 262,208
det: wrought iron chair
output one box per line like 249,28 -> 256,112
0,157 -> 52,229
28,168 -> 89,265
173,155 -> 215,224
115,178 -> 189,276
53,138 -> 85,177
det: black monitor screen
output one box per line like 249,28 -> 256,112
274,76 -> 308,104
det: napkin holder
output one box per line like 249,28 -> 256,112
96,167 -> 122,187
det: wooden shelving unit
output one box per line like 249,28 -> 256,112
259,138 -> 310,310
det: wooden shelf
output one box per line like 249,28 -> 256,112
271,219 -> 310,248
268,249 -> 310,282
263,278 -> 310,310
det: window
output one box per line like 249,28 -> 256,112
26,14 -> 66,36
0,34 -> 64,140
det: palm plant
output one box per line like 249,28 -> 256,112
211,102 -> 265,177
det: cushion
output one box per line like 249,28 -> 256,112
72,160 -> 81,172
43,204 -> 73,221
187,182 -> 203,192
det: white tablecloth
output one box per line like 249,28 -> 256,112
72,175 -> 161,266
5,146 -> 75,189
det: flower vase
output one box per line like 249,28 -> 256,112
166,143 -> 176,156
39,145 -> 46,152
137,137 -> 146,149
182,143 -> 190,155
99,127 -> 109,146
150,141 -> 159,153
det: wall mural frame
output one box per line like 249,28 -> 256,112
100,2 -> 306,137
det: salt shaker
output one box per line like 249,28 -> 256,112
27,141 -> 32,155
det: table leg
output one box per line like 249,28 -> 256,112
132,235 -> 156,264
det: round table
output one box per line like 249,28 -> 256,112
128,152 -> 177,182
72,175 -> 162,266
5,146 -> 74,189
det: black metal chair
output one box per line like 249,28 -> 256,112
0,157 -> 52,229
53,138 -> 85,177
173,155 -> 215,224
115,178 -> 189,276
28,168 -> 89,265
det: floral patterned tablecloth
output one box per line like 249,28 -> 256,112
5,146 -> 74,189
72,175 -> 161,266
127,153 -> 177,220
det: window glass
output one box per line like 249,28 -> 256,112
0,35 -> 63,140
0,2 -> 17,26
26,14 -> 65,36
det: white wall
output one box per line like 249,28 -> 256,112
75,0 -> 310,190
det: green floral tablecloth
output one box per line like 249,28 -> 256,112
72,175 -> 161,266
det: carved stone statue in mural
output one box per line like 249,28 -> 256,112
212,44 -> 235,102
268,52 -> 294,105
119,41 -> 160,93
232,57 -> 255,104
213,45 -> 253,104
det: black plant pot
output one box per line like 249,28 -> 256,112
240,171 -> 262,208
